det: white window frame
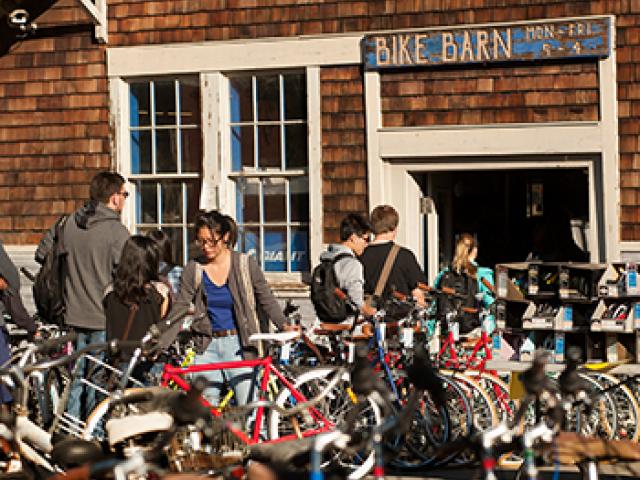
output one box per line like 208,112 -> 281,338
219,67 -> 322,281
111,76 -> 203,264
111,66 -> 322,283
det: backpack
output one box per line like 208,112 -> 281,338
310,253 -> 352,323
436,268 -> 479,334
33,216 -> 68,325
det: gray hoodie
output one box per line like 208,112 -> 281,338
319,244 -> 365,308
62,203 -> 129,330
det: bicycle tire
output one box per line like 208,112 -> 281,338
83,387 -> 148,441
585,372 -> 638,442
267,367 -> 381,480
439,370 -> 499,464
391,374 -> 473,470
466,371 -> 520,423
569,373 -> 617,440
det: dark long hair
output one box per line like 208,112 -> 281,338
146,229 -> 175,267
113,235 -> 159,305
194,210 -> 238,248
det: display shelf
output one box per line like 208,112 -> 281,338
485,359 -> 640,375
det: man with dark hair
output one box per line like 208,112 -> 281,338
317,213 -> 375,317
360,205 -> 426,307
37,171 -> 130,419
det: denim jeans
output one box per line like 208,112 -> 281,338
194,334 -> 255,406
66,329 -> 106,420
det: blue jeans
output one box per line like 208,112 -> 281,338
195,335 -> 255,406
66,329 -> 106,420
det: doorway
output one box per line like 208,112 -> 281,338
415,168 -> 592,277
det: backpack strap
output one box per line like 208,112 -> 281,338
374,244 -> 400,298
121,303 -> 139,341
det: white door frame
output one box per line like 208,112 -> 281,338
364,35 -> 620,267
385,160 -> 599,284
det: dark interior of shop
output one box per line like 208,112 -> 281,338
417,168 -> 590,272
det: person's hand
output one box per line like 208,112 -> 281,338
360,304 -> 376,317
0,277 -> 7,291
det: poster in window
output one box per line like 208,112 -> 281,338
264,228 -> 286,272
290,228 -> 309,272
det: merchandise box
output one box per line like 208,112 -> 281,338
605,332 -> 633,363
558,263 -> 607,301
522,302 -> 568,330
591,299 -> 637,333
495,263 -> 529,302
598,263 -> 627,298
527,263 -> 561,298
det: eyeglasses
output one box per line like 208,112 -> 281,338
196,237 -> 223,248
118,191 -> 130,198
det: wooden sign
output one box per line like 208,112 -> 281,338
362,17 -> 611,70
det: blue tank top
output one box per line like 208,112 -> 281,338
203,272 -> 236,331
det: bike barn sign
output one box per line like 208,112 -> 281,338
362,16 -> 611,70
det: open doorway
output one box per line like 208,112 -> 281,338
416,168 -> 591,276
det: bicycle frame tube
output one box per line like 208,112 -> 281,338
161,357 -> 334,444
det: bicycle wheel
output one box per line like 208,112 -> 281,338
268,367 -> 381,480
467,371 -> 520,423
571,373 -> 617,440
585,372 -> 638,442
439,370 -> 499,464
390,374 -> 473,470
83,387 -> 149,441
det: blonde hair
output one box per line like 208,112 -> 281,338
452,233 -> 477,278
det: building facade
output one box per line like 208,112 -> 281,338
1,1 -> 639,297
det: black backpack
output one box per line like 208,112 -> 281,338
33,216 -> 68,325
310,253 -> 352,323
436,268 -> 479,334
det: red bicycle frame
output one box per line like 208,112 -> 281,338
437,329 -> 493,371
161,356 -> 334,444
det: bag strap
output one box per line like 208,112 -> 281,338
374,244 -> 400,298
121,303 -> 139,341
240,254 -> 263,357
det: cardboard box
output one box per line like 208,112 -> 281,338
605,333 -> 632,362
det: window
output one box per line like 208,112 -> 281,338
128,77 -> 202,264
229,72 -> 309,272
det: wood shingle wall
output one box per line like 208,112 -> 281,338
321,66 -> 368,243
0,1 -> 639,244
381,62 -> 600,126
0,0 -> 108,244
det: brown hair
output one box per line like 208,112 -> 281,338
452,233 -> 477,278
370,205 -> 399,235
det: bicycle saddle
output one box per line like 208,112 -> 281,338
50,438 -> 104,469
249,331 -> 300,343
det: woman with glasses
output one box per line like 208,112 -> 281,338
162,210 -> 291,406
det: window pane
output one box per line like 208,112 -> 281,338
181,128 -> 201,173
239,226 -> 260,261
156,129 -> 178,173
136,182 -> 158,223
284,73 -> 306,120
179,78 -> 200,126
230,77 -> 253,123
161,182 -> 183,224
187,228 -> 198,263
263,178 -> 286,223
257,75 -> 279,121
162,227 -> 184,266
284,124 -> 308,169
186,181 -> 201,225
264,227 -> 286,272
235,178 -> 260,224
258,125 -> 281,169
290,227 -> 309,272
155,80 -> 176,125
231,126 -> 254,171
130,83 -> 150,127
289,177 -> 309,222
131,130 -> 151,174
